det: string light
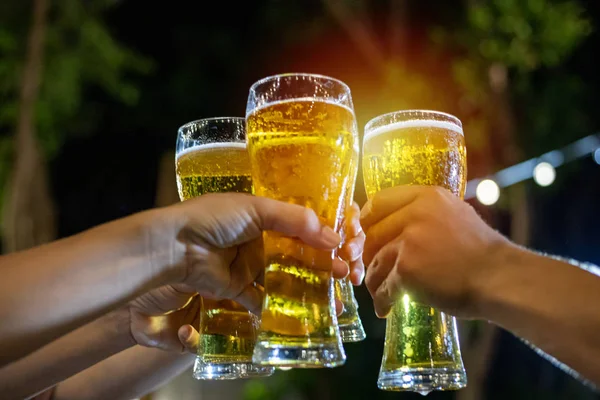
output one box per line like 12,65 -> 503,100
465,133 -> 600,205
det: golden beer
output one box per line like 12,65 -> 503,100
363,119 -> 466,197
198,298 -> 260,364
247,87 -> 355,367
176,143 -> 252,199
363,111 -> 467,393
176,118 -> 273,380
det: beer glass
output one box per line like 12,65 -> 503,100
335,146 -> 366,343
362,110 -> 468,393
176,117 -> 274,380
246,73 -> 355,367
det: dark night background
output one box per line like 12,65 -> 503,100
2,0 -> 600,399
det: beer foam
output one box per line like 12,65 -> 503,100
176,142 -> 246,158
364,119 -> 463,144
247,97 -> 356,118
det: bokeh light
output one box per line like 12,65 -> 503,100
476,179 -> 500,205
533,162 -> 556,187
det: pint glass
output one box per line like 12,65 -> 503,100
176,117 -> 274,379
362,110 -> 468,393
335,146 -> 366,343
246,73 -> 355,367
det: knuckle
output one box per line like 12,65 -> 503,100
301,207 -> 318,224
401,226 -> 422,251
364,260 -> 379,286
380,243 -> 399,266
370,192 -> 384,213
431,185 -> 447,197
357,230 -> 366,243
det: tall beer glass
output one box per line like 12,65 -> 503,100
362,110 -> 468,393
246,73 -> 355,367
176,117 -> 274,380
335,146 -> 366,343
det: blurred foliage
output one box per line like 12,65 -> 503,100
0,0 -> 152,227
464,0 -> 591,70
436,0 -> 593,160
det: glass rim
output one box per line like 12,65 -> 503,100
177,116 -> 245,134
365,109 -> 463,136
248,72 -> 351,96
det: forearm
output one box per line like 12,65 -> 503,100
53,347 -> 195,400
479,245 -> 600,387
0,208 -> 183,366
0,309 -> 134,400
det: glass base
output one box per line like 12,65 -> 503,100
377,367 -> 467,395
252,341 -> 346,368
193,357 -> 274,380
339,319 -> 366,343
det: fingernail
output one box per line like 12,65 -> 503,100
322,226 -> 341,247
351,269 -> 364,285
182,325 -> 192,340
375,305 -> 389,319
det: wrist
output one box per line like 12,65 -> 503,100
470,240 -> 527,320
96,307 -> 136,352
134,207 -> 188,285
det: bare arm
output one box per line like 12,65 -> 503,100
361,185 -> 600,388
53,347 -> 194,400
478,246 -> 600,387
0,309 -> 134,400
0,193 -> 341,368
1,282 -> 200,400
0,209 -> 179,367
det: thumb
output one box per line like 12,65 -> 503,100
178,325 -> 199,354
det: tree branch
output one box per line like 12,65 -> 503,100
3,0 -> 55,253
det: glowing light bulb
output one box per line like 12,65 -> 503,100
476,179 -> 500,205
533,162 -> 555,187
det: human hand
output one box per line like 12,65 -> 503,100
361,186 -> 511,318
127,284 -> 199,352
157,193 -> 341,315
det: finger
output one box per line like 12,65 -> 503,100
170,283 -> 198,294
252,197 -> 340,250
373,272 -> 403,318
363,207 -> 414,266
233,282 -> 264,315
335,298 -> 344,316
345,201 -> 363,237
339,230 -> 365,285
332,257 -> 350,279
349,257 -> 365,286
360,186 -> 425,231
178,325 -> 200,354
135,286 -> 198,316
338,231 -> 365,263
364,239 -> 402,300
